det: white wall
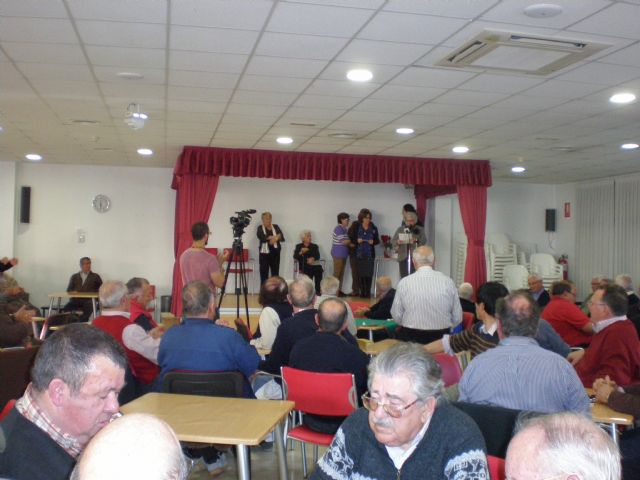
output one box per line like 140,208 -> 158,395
12,162 -> 176,307
5,160 -> 580,307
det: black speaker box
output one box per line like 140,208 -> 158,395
20,186 -> 31,223
545,208 -> 556,232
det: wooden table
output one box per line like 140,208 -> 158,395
586,388 -> 634,444
121,393 -> 294,480
48,292 -> 99,320
359,338 -> 399,356
356,319 -> 397,341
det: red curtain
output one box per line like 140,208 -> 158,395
457,185 -> 488,293
413,185 -> 457,225
170,173 -> 220,315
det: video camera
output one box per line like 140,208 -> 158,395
229,209 -> 256,237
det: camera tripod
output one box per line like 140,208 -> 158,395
218,236 -> 252,337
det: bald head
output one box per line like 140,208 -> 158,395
288,276 -> 316,309
506,412 -> 620,480
412,245 -> 434,267
376,276 -> 392,296
317,298 -> 348,333
71,414 -> 188,480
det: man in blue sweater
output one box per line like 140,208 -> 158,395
312,343 -> 488,479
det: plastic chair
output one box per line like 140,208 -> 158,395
488,455 -> 506,480
502,265 -> 530,292
163,371 -> 245,399
432,353 -> 463,387
0,399 -> 16,421
223,248 -> 256,294
281,367 -> 357,478
462,312 -> 475,330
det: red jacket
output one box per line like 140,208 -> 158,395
575,319 -> 640,387
93,314 -> 159,385
542,297 -> 592,347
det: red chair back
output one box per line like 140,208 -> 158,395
463,312 -> 474,330
488,455 -> 506,480
0,399 -> 16,421
205,248 -> 218,256
281,367 -> 357,417
224,248 -> 249,263
433,352 -> 463,387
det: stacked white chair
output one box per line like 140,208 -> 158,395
529,253 -> 563,291
502,265 -> 530,292
487,233 -> 518,283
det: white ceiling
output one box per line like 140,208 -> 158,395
0,0 -> 639,183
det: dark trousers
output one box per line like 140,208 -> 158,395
300,264 -> 323,294
259,251 -> 280,285
349,254 -> 360,296
359,276 -> 373,299
621,427 -> 640,479
395,326 -> 449,344
63,298 -> 93,322
398,257 -> 416,278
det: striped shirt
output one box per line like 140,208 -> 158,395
391,266 -> 462,330
330,225 -> 349,259
459,336 -> 591,417
444,322 -> 498,358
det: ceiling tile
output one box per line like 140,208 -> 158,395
391,67 -> 477,89
306,79 -> 379,98
168,86 -> 232,102
0,17 -> 77,43
169,51 -> 248,73
171,26 -> 259,54
459,73 -> 543,95
232,90 -> 299,106
67,0 -> 166,23
1,42 -> 86,64
0,0 -> 67,18
384,0 -> 499,17
432,90 -> 508,107
336,39 -> 432,66
358,11 -> 468,44
267,3 -> 373,37
569,3 -> 640,40
86,46 -> 166,69
169,70 -> 239,89
237,75 -> 312,93
94,66 -> 166,84
554,62 -> 640,86
76,20 -> 166,48
294,94 -> 360,110
255,32 -> 348,60
17,63 -> 94,82
245,56 -> 328,78
171,0 -> 272,30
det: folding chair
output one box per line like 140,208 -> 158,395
433,352 -> 463,387
281,367 -> 357,478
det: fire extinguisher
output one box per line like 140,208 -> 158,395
559,254 -> 568,280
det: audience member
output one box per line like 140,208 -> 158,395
293,230 -> 324,294
179,222 -> 227,304
157,280 -> 260,476
63,257 -> 103,322
312,343 -> 488,479
542,280 -> 593,347
330,212 -> 351,295
615,273 -> 640,307
527,274 -> 550,308
0,272 -> 27,303
314,276 -> 356,335
391,246 -> 461,344
0,256 -> 18,272
592,375 -> 640,479
256,211 -> 285,285
573,284 -> 640,386
392,211 -> 427,278
249,276 -> 292,351
581,275 -> 608,315
355,276 -> 395,320
349,208 -> 380,298
290,298 -> 369,434
459,291 -> 590,416
0,304 -> 35,348
458,282 -> 476,318
126,277 -> 158,332
0,324 -> 126,480
93,281 -> 161,389
69,413 -> 188,480
505,412 -> 620,480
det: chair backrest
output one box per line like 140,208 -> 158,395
0,399 -> 16,421
0,346 -> 39,409
488,455 -> 506,480
502,265 -> 530,292
432,353 -> 463,387
462,312 -> 475,330
205,247 -> 218,256
163,371 -> 244,398
453,401 -> 522,458
529,253 -> 558,273
281,367 -> 357,417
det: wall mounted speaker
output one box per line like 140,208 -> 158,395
545,208 -> 556,232
20,186 -> 31,224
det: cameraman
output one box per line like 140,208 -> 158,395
392,211 -> 427,278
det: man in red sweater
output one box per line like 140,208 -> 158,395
542,281 -> 593,347
573,284 -> 640,387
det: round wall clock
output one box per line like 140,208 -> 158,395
92,194 -> 111,213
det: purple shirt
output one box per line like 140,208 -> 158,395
331,225 -> 349,259
180,248 -> 220,294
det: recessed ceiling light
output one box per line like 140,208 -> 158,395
117,72 -> 144,80
396,127 -> 414,135
452,145 -> 469,154
609,92 -> 636,104
276,136 -> 293,145
621,143 -> 639,150
346,69 -> 373,82
25,153 -> 42,161
137,148 -> 153,156
523,4 -> 563,18
511,166 -> 526,173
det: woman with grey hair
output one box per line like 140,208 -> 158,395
293,230 -> 323,294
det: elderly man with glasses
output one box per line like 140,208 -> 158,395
311,343 -> 488,480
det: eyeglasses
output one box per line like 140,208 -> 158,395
361,392 -> 421,418
587,300 -> 606,307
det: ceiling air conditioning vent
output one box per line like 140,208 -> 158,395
435,30 -> 609,76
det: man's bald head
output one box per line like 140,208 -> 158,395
317,298 -> 348,333
70,414 -> 188,480
412,245 -> 434,267
376,276 -> 392,295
